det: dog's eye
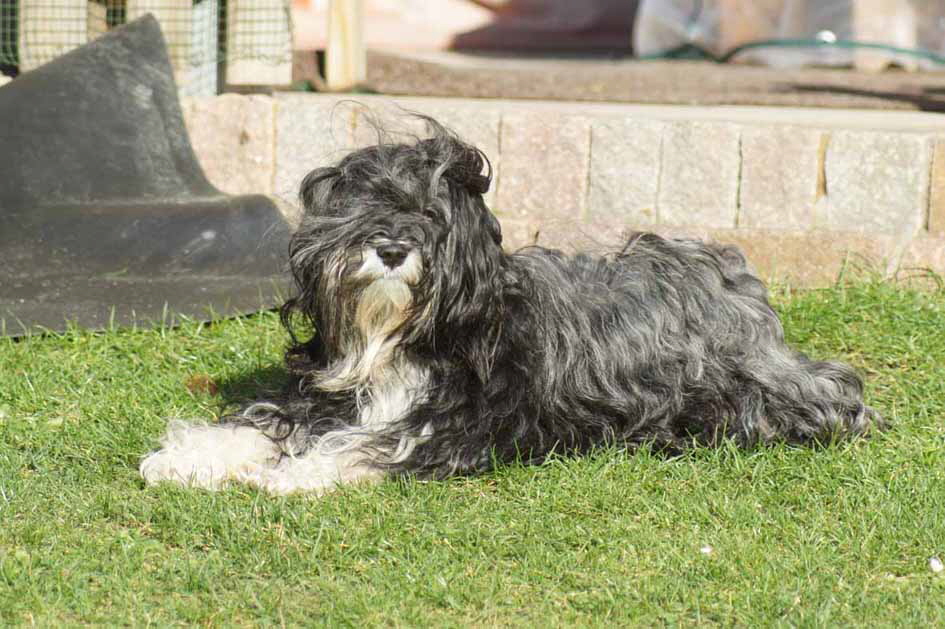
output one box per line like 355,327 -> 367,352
422,208 -> 439,222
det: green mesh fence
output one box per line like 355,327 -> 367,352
0,0 -> 292,95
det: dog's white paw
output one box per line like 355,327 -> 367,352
238,451 -> 384,496
238,456 -> 343,495
139,449 -> 241,489
140,420 -> 281,490
238,467 -> 332,496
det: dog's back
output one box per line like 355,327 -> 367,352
500,232 -> 882,451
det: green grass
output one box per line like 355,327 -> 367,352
2,281 -> 945,626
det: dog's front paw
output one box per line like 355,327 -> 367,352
237,463 -> 336,496
140,420 -> 281,490
238,452 -> 386,496
139,448 -> 249,489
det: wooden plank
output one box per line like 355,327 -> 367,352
325,0 -> 365,91
17,0 -> 87,72
225,0 -> 293,87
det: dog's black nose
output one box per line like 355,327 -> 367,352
376,243 -> 409,268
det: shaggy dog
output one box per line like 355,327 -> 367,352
140,118 -> 882,494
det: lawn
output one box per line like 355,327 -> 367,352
1,280 -> 944,626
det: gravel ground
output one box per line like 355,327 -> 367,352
362,50 -> 945,111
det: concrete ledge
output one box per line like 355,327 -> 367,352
182,93 -> 945,286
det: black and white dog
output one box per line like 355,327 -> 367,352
140,118 -> 882,494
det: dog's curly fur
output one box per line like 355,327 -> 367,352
140,117 -> 883,494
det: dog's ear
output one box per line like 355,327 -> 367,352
482,202 -> 502,247
418,189 -> 506,382
443,146 -> 491,197
299,166 -> 341,214
442,154 -> 502,248
451,147 -> 502,247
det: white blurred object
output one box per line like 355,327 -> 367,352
853,0 -> 917,71
633,0 -> 945,71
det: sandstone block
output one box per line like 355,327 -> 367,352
739,125 -> 825,230
897,235 -> 945,279
928,138 -> 945,237
496,112 -> 591,221
183,94 -> 275,196
274,95 -> 356,207
708,228 -> 901,287
823,130 -> 931,235
526,217 -> 634,255
657,121 -> 740,229
496,218 -> 540,253
587,117 -> 664,228
511,223 -> 905,288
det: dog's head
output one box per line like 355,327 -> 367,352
283,117 -> 506,379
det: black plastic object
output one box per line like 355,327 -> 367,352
0,15 -> 292,336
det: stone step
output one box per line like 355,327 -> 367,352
182,92 -> 945,286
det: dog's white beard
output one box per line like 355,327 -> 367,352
140,275 -> 432,495
318,277 -> 413,391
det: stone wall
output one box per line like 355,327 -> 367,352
183,93 -> 945,286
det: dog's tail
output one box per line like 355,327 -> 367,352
808,358 -> 884,436
757,353 -> 885,445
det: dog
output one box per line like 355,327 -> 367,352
140,117 -> 883,494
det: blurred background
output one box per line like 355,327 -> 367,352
3,1 -> 945,315
3,0 -> 945,102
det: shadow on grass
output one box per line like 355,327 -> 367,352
210,363 -> 295,411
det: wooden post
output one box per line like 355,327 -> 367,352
325,0 -> 365,91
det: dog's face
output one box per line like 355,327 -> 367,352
285,121 -> 505,367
